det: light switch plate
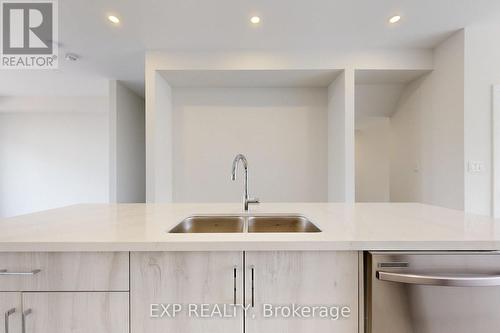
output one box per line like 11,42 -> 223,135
468,161 -> 484,173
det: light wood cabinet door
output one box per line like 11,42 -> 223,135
22,292 -> 129,333
0,252 -> 129,291
131,252 -> 243,333
245,251 -> 358,333
0,293 -> 21,333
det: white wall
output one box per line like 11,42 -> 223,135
0,96 -> 109,218
355,117 -> 391,202
109,81 -> 145,203
390,30 -> 465,210
172,87 -> 328,202
464,23 -> 500,215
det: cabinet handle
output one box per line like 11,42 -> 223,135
21,309 -> 31,333
250,265 -> 255,308
233,266 -> 237,305
0,269 -> 41,276
4,308 -> 15,333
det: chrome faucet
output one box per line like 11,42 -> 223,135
231,154 -> 259,211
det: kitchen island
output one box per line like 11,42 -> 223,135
0,203 -> 499,333
0,202 -> 498,251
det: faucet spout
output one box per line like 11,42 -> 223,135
231,154 -> 259,211
231,154 -> 247,181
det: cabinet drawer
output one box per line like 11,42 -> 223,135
23,292 -> 129,333
0,252 -> 129,291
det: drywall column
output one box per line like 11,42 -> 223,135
327,68 -> 355,202
109,80 -> 146,203
425,30 -> 464,210
146,71 -> 174,202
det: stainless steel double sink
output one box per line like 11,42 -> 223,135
169,215 -> 321,233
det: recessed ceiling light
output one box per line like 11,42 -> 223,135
389,15 -> 401,24
250,16 -> 261,24
108,15 -> 120,24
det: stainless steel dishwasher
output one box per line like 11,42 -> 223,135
365,251 -> 500,333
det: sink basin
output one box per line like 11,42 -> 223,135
247,215 -> 321,233
169,216 -> 245,233
169,215 -> 321,233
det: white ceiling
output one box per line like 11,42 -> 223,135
160,70 -> 342,88
1,0 -> 500,96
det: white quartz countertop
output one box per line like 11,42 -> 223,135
0,203 -> 499,252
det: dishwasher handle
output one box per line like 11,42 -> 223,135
377,271 -> 500,287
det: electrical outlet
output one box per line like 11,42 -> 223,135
467,161 -> 484,173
